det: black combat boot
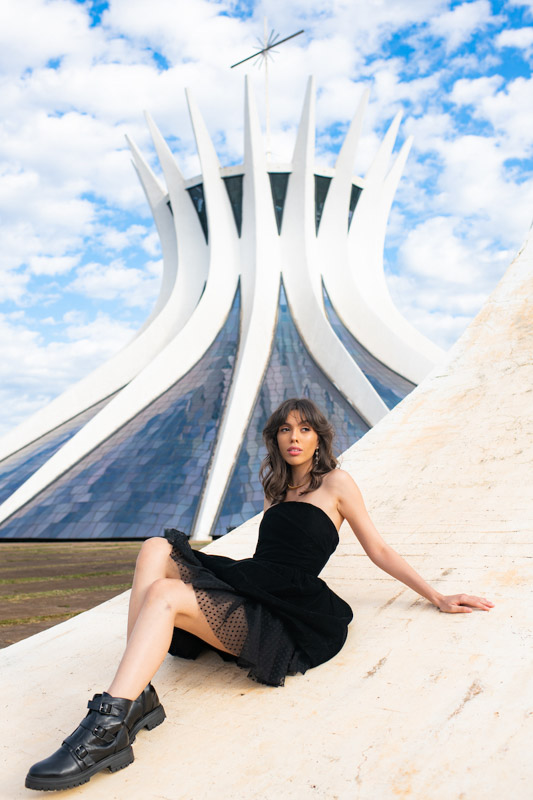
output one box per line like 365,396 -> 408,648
123,683 -> 166,742
25,692 -> 134,792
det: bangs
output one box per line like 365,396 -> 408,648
279,413 -> 311,427
263,399 -> 334,448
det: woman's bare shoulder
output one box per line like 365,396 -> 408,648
323,468 -> 359,494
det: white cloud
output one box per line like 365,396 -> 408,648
450,75 -> 504,107
255,0 -> 449,55
428,0 -> 494,53
0,0 -> 94,72
0,108 -> 144,211
0,268 -> 29,304
145,259 -> 163,277
507,0 -> 533,12
0,163 -> 95,272
68,259 -> 160,307
63,311 -> 137,346
386,270 -> 493,349
62,309 -> 86,325
450,74 -> 533,148
468,76 -> 533,152
496,26 -> 533,51
99,224 -> 151,252
432,134 -> 533,246
28,255 -> 80,276
142,232 -> 162,257
0,310 -> 135,437
398,216 -> 481,284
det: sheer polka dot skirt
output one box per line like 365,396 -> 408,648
164,529 -> 310,686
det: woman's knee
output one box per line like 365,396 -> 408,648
144,577 -> 195,614
144,577 -> 177,611
136,536 -> 172,569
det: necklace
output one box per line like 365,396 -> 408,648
288,478 -> 309,490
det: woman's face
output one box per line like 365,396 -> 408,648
276,410 -> 319,470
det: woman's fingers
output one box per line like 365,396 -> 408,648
445,604 -> 472,613
438,594 -> 494,613
460,594 -> 494,609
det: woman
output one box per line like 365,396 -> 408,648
25,398 -> 493,791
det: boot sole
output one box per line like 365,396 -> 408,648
25,745 -> 134,791
129,703 -> 166,743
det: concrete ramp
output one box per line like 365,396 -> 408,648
2,229 -> 532,799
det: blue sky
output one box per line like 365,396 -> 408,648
0,0 -> 532,436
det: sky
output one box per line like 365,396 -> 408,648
0,0 -> 532,437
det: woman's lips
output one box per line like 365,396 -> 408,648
287,448 -> 302,455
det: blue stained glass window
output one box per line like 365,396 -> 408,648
323,285 -> 415,409
268,173 -> 290,234
0,289 -> 241,540
0,393 -> 117,506
315,175 -> 332,234
222,175 -> 243,237
187,184 -> 208,243
348,184 -> 362,230
214,282 -> 370,536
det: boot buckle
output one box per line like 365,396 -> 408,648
99,702 -> 112,714
74,745 -> 88,760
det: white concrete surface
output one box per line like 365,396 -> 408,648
1,226 -> 532,798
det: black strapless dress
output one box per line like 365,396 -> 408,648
164,502 -> 353,686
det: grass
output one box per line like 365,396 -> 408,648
0,612 -> 81,627
0,541 -> 141,648
0,569 -> 134,585
3,583 -> 132,603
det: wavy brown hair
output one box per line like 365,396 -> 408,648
260,398 -> 338,504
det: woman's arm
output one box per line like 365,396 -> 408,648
334,470 -> 493,614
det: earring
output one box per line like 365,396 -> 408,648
314,447 -> 319,466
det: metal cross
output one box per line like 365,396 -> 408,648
231,18 -> 304,158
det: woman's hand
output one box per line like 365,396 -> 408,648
436,594 -> 494,613
331,472 -> 496,616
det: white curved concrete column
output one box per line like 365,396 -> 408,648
185,88 -> 239,280
126,137 -> 177,338
320,126 -> 440,381
318,87 -> 369,233
346,116 -> 444,378
142,112 -> 209,327
191,75 -> 281,540
281,77 -> 388,427
318,91 -> 417,378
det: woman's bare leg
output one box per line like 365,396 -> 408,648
127,537 -> 180,639
108,575 -> 236,701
